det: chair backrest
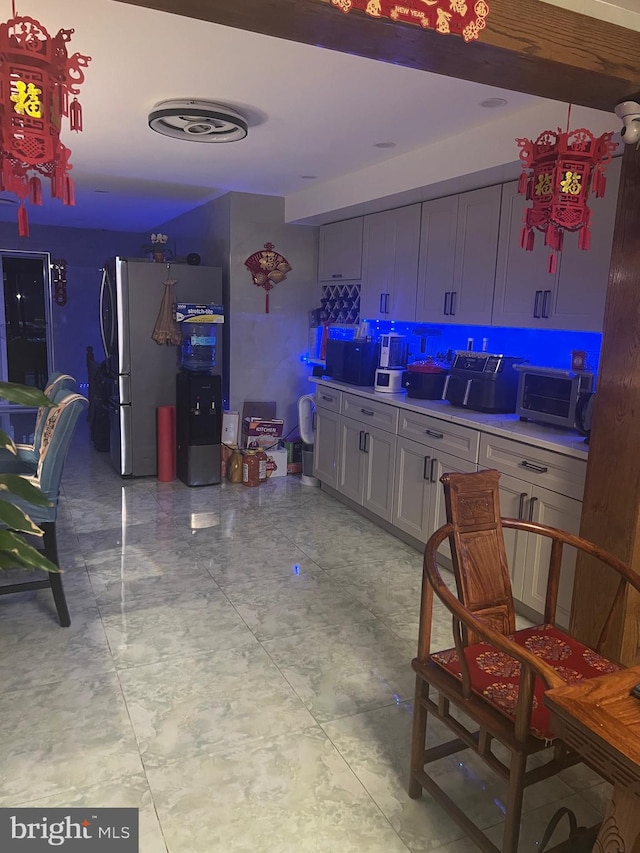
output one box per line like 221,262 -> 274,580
441,469 -> 516,638
36,392 -> 88,505
21,374 -> 77,466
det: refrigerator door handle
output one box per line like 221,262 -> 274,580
99,267 -> 109,359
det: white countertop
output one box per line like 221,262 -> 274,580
311,377 -> 589,461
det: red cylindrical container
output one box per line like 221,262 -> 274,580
157,405 -> 176,482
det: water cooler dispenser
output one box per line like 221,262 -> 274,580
176,371 -> 222,487
175,303 -> 224,487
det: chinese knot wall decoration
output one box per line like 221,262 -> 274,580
0,3 -> 91,236
244,242 -> 292,313
330,0 -> 490,42
516,115 -> 617,274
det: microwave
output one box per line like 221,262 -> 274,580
514,365 -> 594,429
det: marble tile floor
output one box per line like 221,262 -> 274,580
0,424 -> 609,852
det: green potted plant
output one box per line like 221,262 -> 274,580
0,381 -> 57,573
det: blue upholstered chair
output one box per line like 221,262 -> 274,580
0,391 -> 88,626
0,373 -> 76,475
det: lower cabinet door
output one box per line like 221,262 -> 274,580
313,408 -> 341,489
338,416 -> 366,504
393,436 -> 433,543
362,425 -> 396,522
524,485 -> 582,628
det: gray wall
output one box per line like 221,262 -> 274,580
158,193 -> 319,434
0,223 -> 144,385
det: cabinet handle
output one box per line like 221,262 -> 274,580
384,293 -> 390,314
443,291 -> 450,315
542,289 -> 551,319
423,456 -> 431,480
359,430 -> 365,452
379,293 -> 385,314
521,460 -> 548,474
425,429 -> 444,439
360,408 -> 374,416
430,458 -> 437,483
450,291 -> 457,316
528,495 -> 538,522
363,432 -> 370,453
331,273 -> 343,279
518,492 -> 527,520
321,395 -> 333,402
533,290 -> 542,318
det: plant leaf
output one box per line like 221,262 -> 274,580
0,474 -> 52,507
0,529 -> 58,572
0,382 -> 53,408
0,501 -> 42,535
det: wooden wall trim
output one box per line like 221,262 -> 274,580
115,0 -> 640,111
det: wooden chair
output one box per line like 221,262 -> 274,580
0,391 -> 88,626
409,468 -> 640,853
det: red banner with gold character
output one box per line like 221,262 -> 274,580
330,0 -> 490,42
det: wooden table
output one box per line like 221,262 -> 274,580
545,665 -> 640,852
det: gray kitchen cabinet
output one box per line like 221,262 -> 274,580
416,185 -> 501,325
393,435 -> 476,547
338,415 -> 396,521
313,407 -> 341,489
493,157 -> 621,332
318,217 -> 363,282
360,204 -> 421,321
479,434 -> 585,626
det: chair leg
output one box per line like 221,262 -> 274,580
502,749 -> 527,853
409,676 -> 429,799
42,522 -> 70,628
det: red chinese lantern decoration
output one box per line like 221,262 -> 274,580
516,110 -> 617,274
244,242 -> 292,314
330,0 -> 490,42
0,3 -> 91,236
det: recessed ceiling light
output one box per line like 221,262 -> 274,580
480,98 -> 508,108
94,189 -> 109,194
374,141 -> 396,149
300,175 -> 317,180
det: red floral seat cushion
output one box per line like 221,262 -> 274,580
431,624 -> 620,740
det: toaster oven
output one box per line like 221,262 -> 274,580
514,365 -> 594,429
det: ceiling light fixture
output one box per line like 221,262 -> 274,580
480,98 -> 508,108
148,99 -> 248,143
300,175 -> 317,180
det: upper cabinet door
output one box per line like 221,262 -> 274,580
451,185 -> 502,325
492,181 -> 559,328
551,155 -> 622,332
415,194 -> 458,323
318,218 -> 363,281
360,204 -> 421,322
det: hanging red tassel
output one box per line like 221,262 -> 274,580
578,226 -> 592,251
527,230 -> 535,251
519,225 -> 529,250
547,252 -> 557,275
29,176 -> 42,205
69,98 -> 83,131
63,176 -> 75,206
18,203 -> 29,238
526,178 -> 534,201
517,172 -> 528,195
265,291 -> 270,314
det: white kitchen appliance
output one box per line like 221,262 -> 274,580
374,368 -> 404,393
297,393 -> 319,486
379,333 -> 408,369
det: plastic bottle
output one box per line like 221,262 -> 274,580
228,448 -> 243,484
242,450 -> 268,486
180,323 -> 217,371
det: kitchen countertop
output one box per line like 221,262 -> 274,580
311,377 -> 589,461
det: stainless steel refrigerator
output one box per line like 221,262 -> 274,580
99,257 -> 224,476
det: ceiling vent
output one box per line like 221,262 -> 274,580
148,99 -> 248,143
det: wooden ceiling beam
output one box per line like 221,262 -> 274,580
115,0 -> 640,111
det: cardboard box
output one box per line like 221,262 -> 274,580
265,447 -> 288,478
242,417 -> 284,449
